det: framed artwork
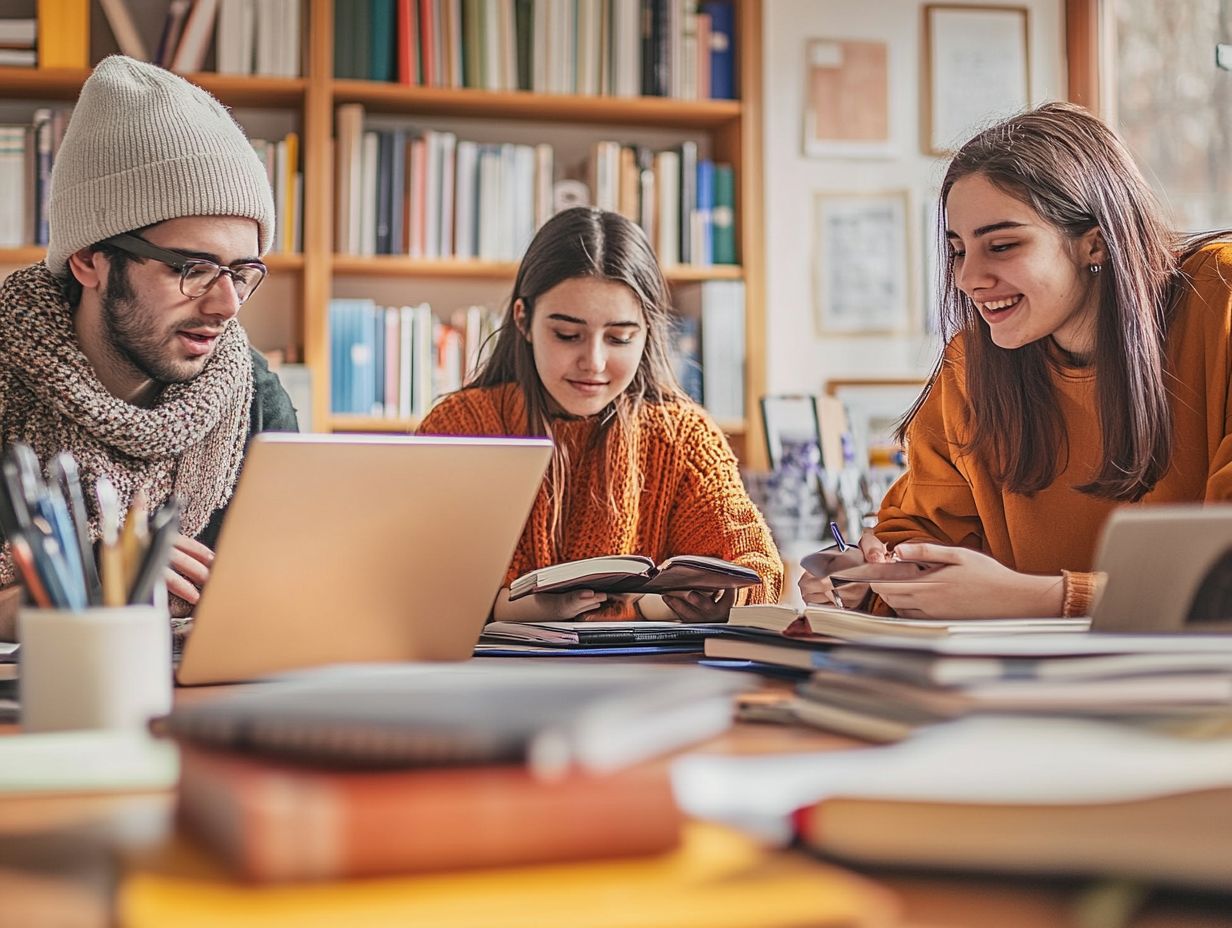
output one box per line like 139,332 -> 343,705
803,38 -> 892,158
923,4 -> 1030,155
813,190 -> 912,335
825,379 -> 925,471
760,395 -> 824,471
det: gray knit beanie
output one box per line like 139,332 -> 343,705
46,56 -> 275,278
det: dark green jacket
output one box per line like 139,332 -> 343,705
196,348 -> 300,550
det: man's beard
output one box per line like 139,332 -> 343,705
100,265 -> 207,386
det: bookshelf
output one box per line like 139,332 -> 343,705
0,0 -> 767,467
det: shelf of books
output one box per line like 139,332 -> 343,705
0,0 -> 765,465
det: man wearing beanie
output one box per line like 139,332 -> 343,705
0,56 -> 298,630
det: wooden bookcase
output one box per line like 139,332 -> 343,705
0,0 -> 767,467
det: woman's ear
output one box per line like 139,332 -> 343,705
66,247 -> 105,291
1081,227 -> 1108,267
512,299 -> 531,341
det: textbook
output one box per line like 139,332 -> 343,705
118,823 -> 898,928
508,554 -> 760,599
176,744 -> 682,882
796,786 -> 1232,889
727,604 -> 1090,640
156,663 -> 748,778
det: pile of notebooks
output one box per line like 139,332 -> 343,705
783,632 -> 1232,742
155,663 -> 749,881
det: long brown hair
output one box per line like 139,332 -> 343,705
903,102 -> 1221,501
470,206 -> 684,550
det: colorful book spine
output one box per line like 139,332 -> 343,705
700,0 -> 733,99
36,0 -> 88,68
711,161 -> 735,265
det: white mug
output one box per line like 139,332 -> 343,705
18,605 -> 173,733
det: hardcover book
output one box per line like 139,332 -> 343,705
177,744 -> 682,881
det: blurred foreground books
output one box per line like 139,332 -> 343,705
118,822 -> 899,928
157,664 -> 749,882
674,714 -> 1232,890
177,744 -> 680,881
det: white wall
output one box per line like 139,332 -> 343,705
761,0 -> 1066,393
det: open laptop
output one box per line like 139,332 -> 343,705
176,434 -> 552,685
1090,503 -> 1232,632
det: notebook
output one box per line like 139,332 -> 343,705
1089,503 -> 1232,631
175,435 -> 552,685
157,662 -> 751,778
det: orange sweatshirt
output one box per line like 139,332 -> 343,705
877,242 -> 1232,582
418,383 -> 783,610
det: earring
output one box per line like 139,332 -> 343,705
1089,264 -> 1102,274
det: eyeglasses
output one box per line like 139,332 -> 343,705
103,233 -> 268,305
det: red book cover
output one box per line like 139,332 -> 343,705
177,744 -> 682,882
418,0 -> 437,86
396,0 -> 419,85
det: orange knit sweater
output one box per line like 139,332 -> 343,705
877,242 -> 1232,584
418,383 -> 783,612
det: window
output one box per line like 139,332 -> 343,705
1110,1 -> 1232,230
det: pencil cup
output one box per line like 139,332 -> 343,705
18,605 -> 173,733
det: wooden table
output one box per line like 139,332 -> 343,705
0,683 -> 1228,928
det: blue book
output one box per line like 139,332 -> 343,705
695,159 -> 714,266
372,303 -> 385,416
701,0 -> 735,99
669,314 -> 703,403
329,299 -> 362,414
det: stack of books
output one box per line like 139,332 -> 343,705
794,632 -> 1232,742
673,712 -> 1232,891
156,663 -> 749,882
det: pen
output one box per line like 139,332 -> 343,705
7,531 -> 52,609
47,454 -> 103,606
128,499 -> 179,606
826,521 -> 849,610
120,490 -> 150,593
28,516 -> 84,610
43,480 -> 89,609
96,476 -> 125,608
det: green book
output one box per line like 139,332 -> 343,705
712,163 -> 736,265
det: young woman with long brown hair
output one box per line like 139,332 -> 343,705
801,102 -> 1232,619
420,207 -> 782,621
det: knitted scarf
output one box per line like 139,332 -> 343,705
0,263 -> 252,585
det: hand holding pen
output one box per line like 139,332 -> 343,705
797,521 -> 889,612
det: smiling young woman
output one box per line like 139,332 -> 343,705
799,102 -> 1232,621
419,207 -> 782,623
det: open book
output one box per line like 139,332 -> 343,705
508,555 -> 761,600
727,604 -> 1090,640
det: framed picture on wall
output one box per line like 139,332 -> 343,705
923,4 -> 1030,155
813,190 -> 912,335
803,38 -> 893,158
760,394 -> 824,471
